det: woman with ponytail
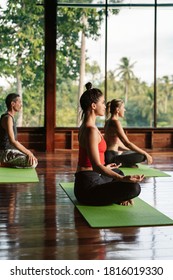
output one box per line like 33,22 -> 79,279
74,83 -> 144,206
104,99 -> 152,167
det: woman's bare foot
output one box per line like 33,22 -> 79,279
120,199 -> 134,206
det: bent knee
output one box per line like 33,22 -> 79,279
132,183 -> 141,197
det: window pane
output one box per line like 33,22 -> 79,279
157,7 -> 173,127
56,6 -> 105,127
107,7 -> 154,127
108,0 -> 154,4
0,0 -> 44,127
58,0 -> 106,4
158,0 -> 173,3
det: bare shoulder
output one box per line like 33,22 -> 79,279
113,119 -> 122,129
79,125 -> 98,145
86,125 -> 98,136
1,114 -> 12,127
87,126 -> 101,143
105,118 -> 120,130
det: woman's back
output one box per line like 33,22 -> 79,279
104,119 -> 120,151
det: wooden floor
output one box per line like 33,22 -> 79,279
0,150 -> 173,260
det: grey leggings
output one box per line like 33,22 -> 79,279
74,169 -> 141,206
105,150 -> 146,167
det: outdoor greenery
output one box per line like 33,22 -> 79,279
0,1 -> 173,128
0,0 -> 44,126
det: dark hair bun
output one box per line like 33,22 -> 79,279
85,82 -> 92,90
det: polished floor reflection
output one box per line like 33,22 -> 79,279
0,151 -> 173,260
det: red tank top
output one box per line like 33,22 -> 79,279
78,137 -> 107,167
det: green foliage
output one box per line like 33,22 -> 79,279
106,62 -> 173,128
57,1 -> 121,82
0,90 -> 7,114
56,78 -> 78,127
0,0 -> 44,81
125,100 -> 151,127
57,5 -> 104,81
22,87 -> 44,126
1,2 -> 173,128
0,0 -> 44,126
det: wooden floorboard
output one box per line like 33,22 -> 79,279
0,150 -> 173,260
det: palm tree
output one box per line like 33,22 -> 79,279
159,75 -> 173,113
116,57 -> 136,103
86,61 -> 101,84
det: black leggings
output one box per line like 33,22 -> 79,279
74,169 -> 141,206
105,150 -> 146,167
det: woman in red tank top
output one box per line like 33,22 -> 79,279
74,82 -> 144,206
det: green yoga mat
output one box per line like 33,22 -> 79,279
120,163 -> 171,177
0,167 -> 39,183
60,182 -> 173,228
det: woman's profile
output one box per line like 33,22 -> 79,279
104,99 -> 153,167
74,83 -> 144,207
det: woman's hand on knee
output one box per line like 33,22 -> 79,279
106,162 -> 122,169
122,174 -> 144,183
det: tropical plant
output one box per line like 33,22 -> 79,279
116,57 -> 136,104
0,0 -> 44,126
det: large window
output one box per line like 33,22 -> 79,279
56,4 -> 105,127
56,1 -> 173,128
157,7 -> 173,127
1,1 -> 173,128
107,7 -> 154,127
0,0 -> 44,127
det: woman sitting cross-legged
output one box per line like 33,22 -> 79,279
104,99 -> 153,167
74,82 -> 144,206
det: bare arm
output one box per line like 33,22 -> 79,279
85,126 -> 144,183
113,120 -> 153,164
2,116 -> 38,165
